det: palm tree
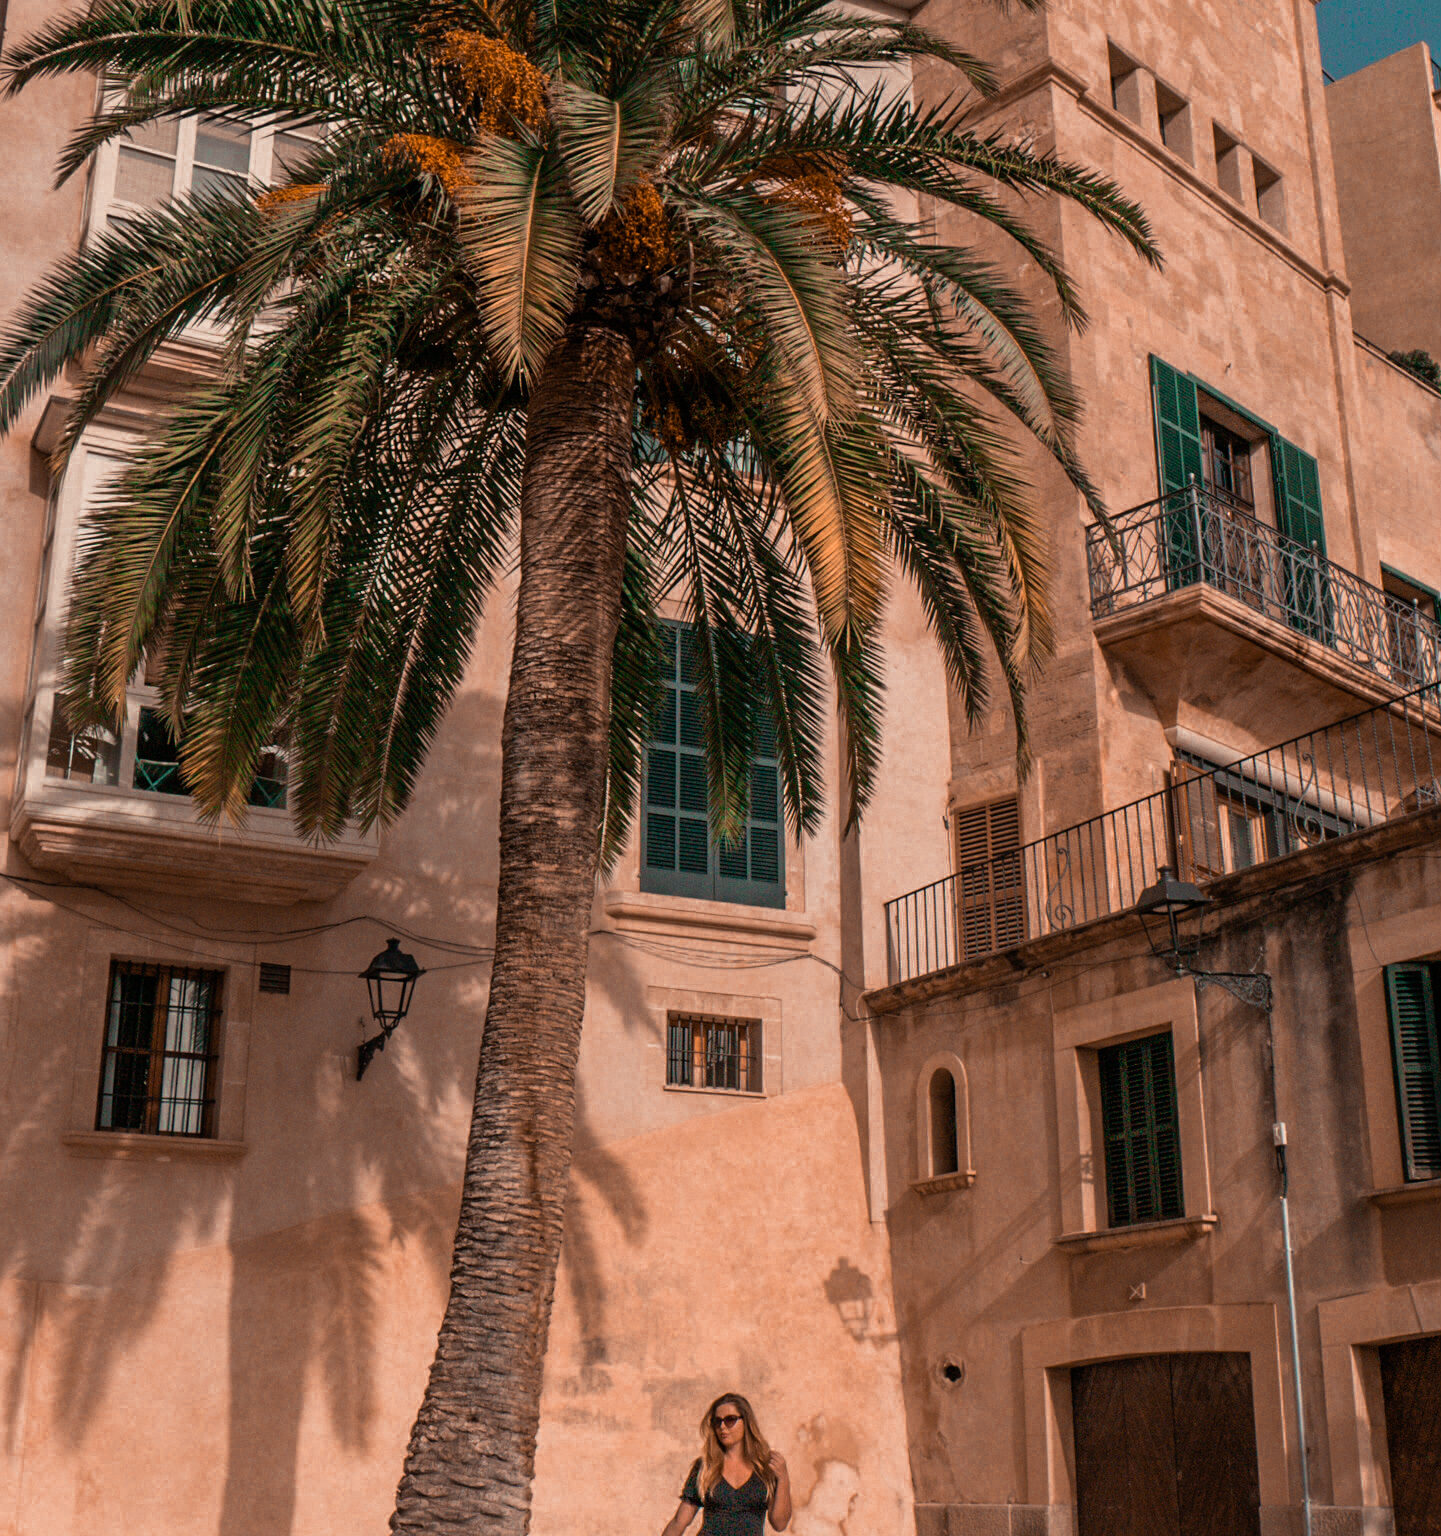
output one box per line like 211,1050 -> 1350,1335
0,0 -> 1157,1528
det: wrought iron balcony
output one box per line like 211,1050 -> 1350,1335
1086,486 -> 1441,690
883,685 -> 1441,986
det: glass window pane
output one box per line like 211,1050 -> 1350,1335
122,117 -> 180,155
271,129 -> 321,180
164,975 -> 213,1055
134,707 -> 188,795
45,697 -> 121,784
190,165 -> 248,201
114,145 -> 177,206
194,115 -> 252,172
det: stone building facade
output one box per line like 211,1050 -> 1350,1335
0,3 -> 1439,1536
873,5 -> 1441,1535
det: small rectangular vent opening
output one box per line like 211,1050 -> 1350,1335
258,962 -> 292,995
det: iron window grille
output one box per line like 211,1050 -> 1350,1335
96,961 -> 224,1137
666,1013 -> 762,1094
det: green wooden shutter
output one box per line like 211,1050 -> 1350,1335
1098,1033 -> 1185,1226
1271,436 -> 1331,641
1384,963 -> 1441,1182
1151,357 -> 1204,589
642,623 -> 785,908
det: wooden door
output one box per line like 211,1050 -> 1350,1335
1380,1335 -> 1441,1535
1073,1352 -> 1261,1536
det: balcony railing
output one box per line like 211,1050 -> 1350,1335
884,685 -> 1441,986
1086,486 -> 1441,690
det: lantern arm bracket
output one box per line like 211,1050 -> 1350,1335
1181,963 -> 1274,1014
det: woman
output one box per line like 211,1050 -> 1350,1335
661,1393 -> 793,1535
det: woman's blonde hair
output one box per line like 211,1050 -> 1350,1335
697,1393 -> 777,1500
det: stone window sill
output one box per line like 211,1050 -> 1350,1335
1369,1178 -> 1441,1208
604,889 -> 816,943
662,1084 -> 766,1100
912,1170 -> 977,1195
62,1130 -> 247,1162
1055,1213 -> 1218,1253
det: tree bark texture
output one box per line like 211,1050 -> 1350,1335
391,324 -> 636,1534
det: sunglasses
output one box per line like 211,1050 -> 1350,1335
712,1414 -> 743,1430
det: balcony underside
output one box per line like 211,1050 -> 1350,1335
13,785 -> 377,904
1093,583 -> 1429,748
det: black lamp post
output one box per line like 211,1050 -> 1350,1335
357,938 -> 425,1080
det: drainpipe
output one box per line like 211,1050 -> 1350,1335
1273,1121 -> 1314,1536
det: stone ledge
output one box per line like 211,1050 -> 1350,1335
1369,1177 -> 1441,1208
602,890 -> 816,944
12,786 -> 377,905
1054,1213 -> 1218,1253
62,1131 -> 247,1161
912,1170 -> 977,1195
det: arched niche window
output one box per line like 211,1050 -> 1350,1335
914,1053 -> 975,1193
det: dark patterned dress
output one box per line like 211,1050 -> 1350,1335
680,1459 -> 770,1535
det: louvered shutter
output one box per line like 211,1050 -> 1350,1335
1098,1033 -> 1184,1226
642,623 -> 784,908
953,796 -> 1024,960
1151,357 -> 1204,590
1271,436 -> 1331,641
1384,963 -> 1441,1182
714,705 -> 785,910
1168,763 -> 1226,881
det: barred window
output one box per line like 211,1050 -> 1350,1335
666,1014 -> 762,1094
96,962 -> 223,1137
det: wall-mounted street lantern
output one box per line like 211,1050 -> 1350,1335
1133,866 -> 1272,1012
357,938 -> 426,1080
1134,865 -> 1209,966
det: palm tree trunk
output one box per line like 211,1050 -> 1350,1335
390,322 -> 636,1535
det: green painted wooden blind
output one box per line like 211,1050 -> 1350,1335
1383,963 -> 1441,1182
1272,435 -> 1330,640
1150,357 -> 1203,590
1151,357 -> 1204,495
1098,1032 -> 1184,1226
642,623 -> 785,909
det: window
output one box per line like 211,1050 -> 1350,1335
1213,124 -> 1245,203
1098,1033 -> 1184,1226
665,1013 -> 762,1093
1201,418 -> 1255,510
93,107 -> 327,237
1253,156 -> 1286,232
1381,568 -> 1440,685
641,623 -> 784,908
97,961 -> 224,1137
1156,81 -> 1193,162
953,796 -> 1024,960
1108,43 -> 1145,126
1169,754 -> 1351,881
45,695 -> 121,785
1382,964 -> 1441,1182
928,1068 -> 960,1176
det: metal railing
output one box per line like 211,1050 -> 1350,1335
884,685 -> 1441,986
1086,485 -> 1441,690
